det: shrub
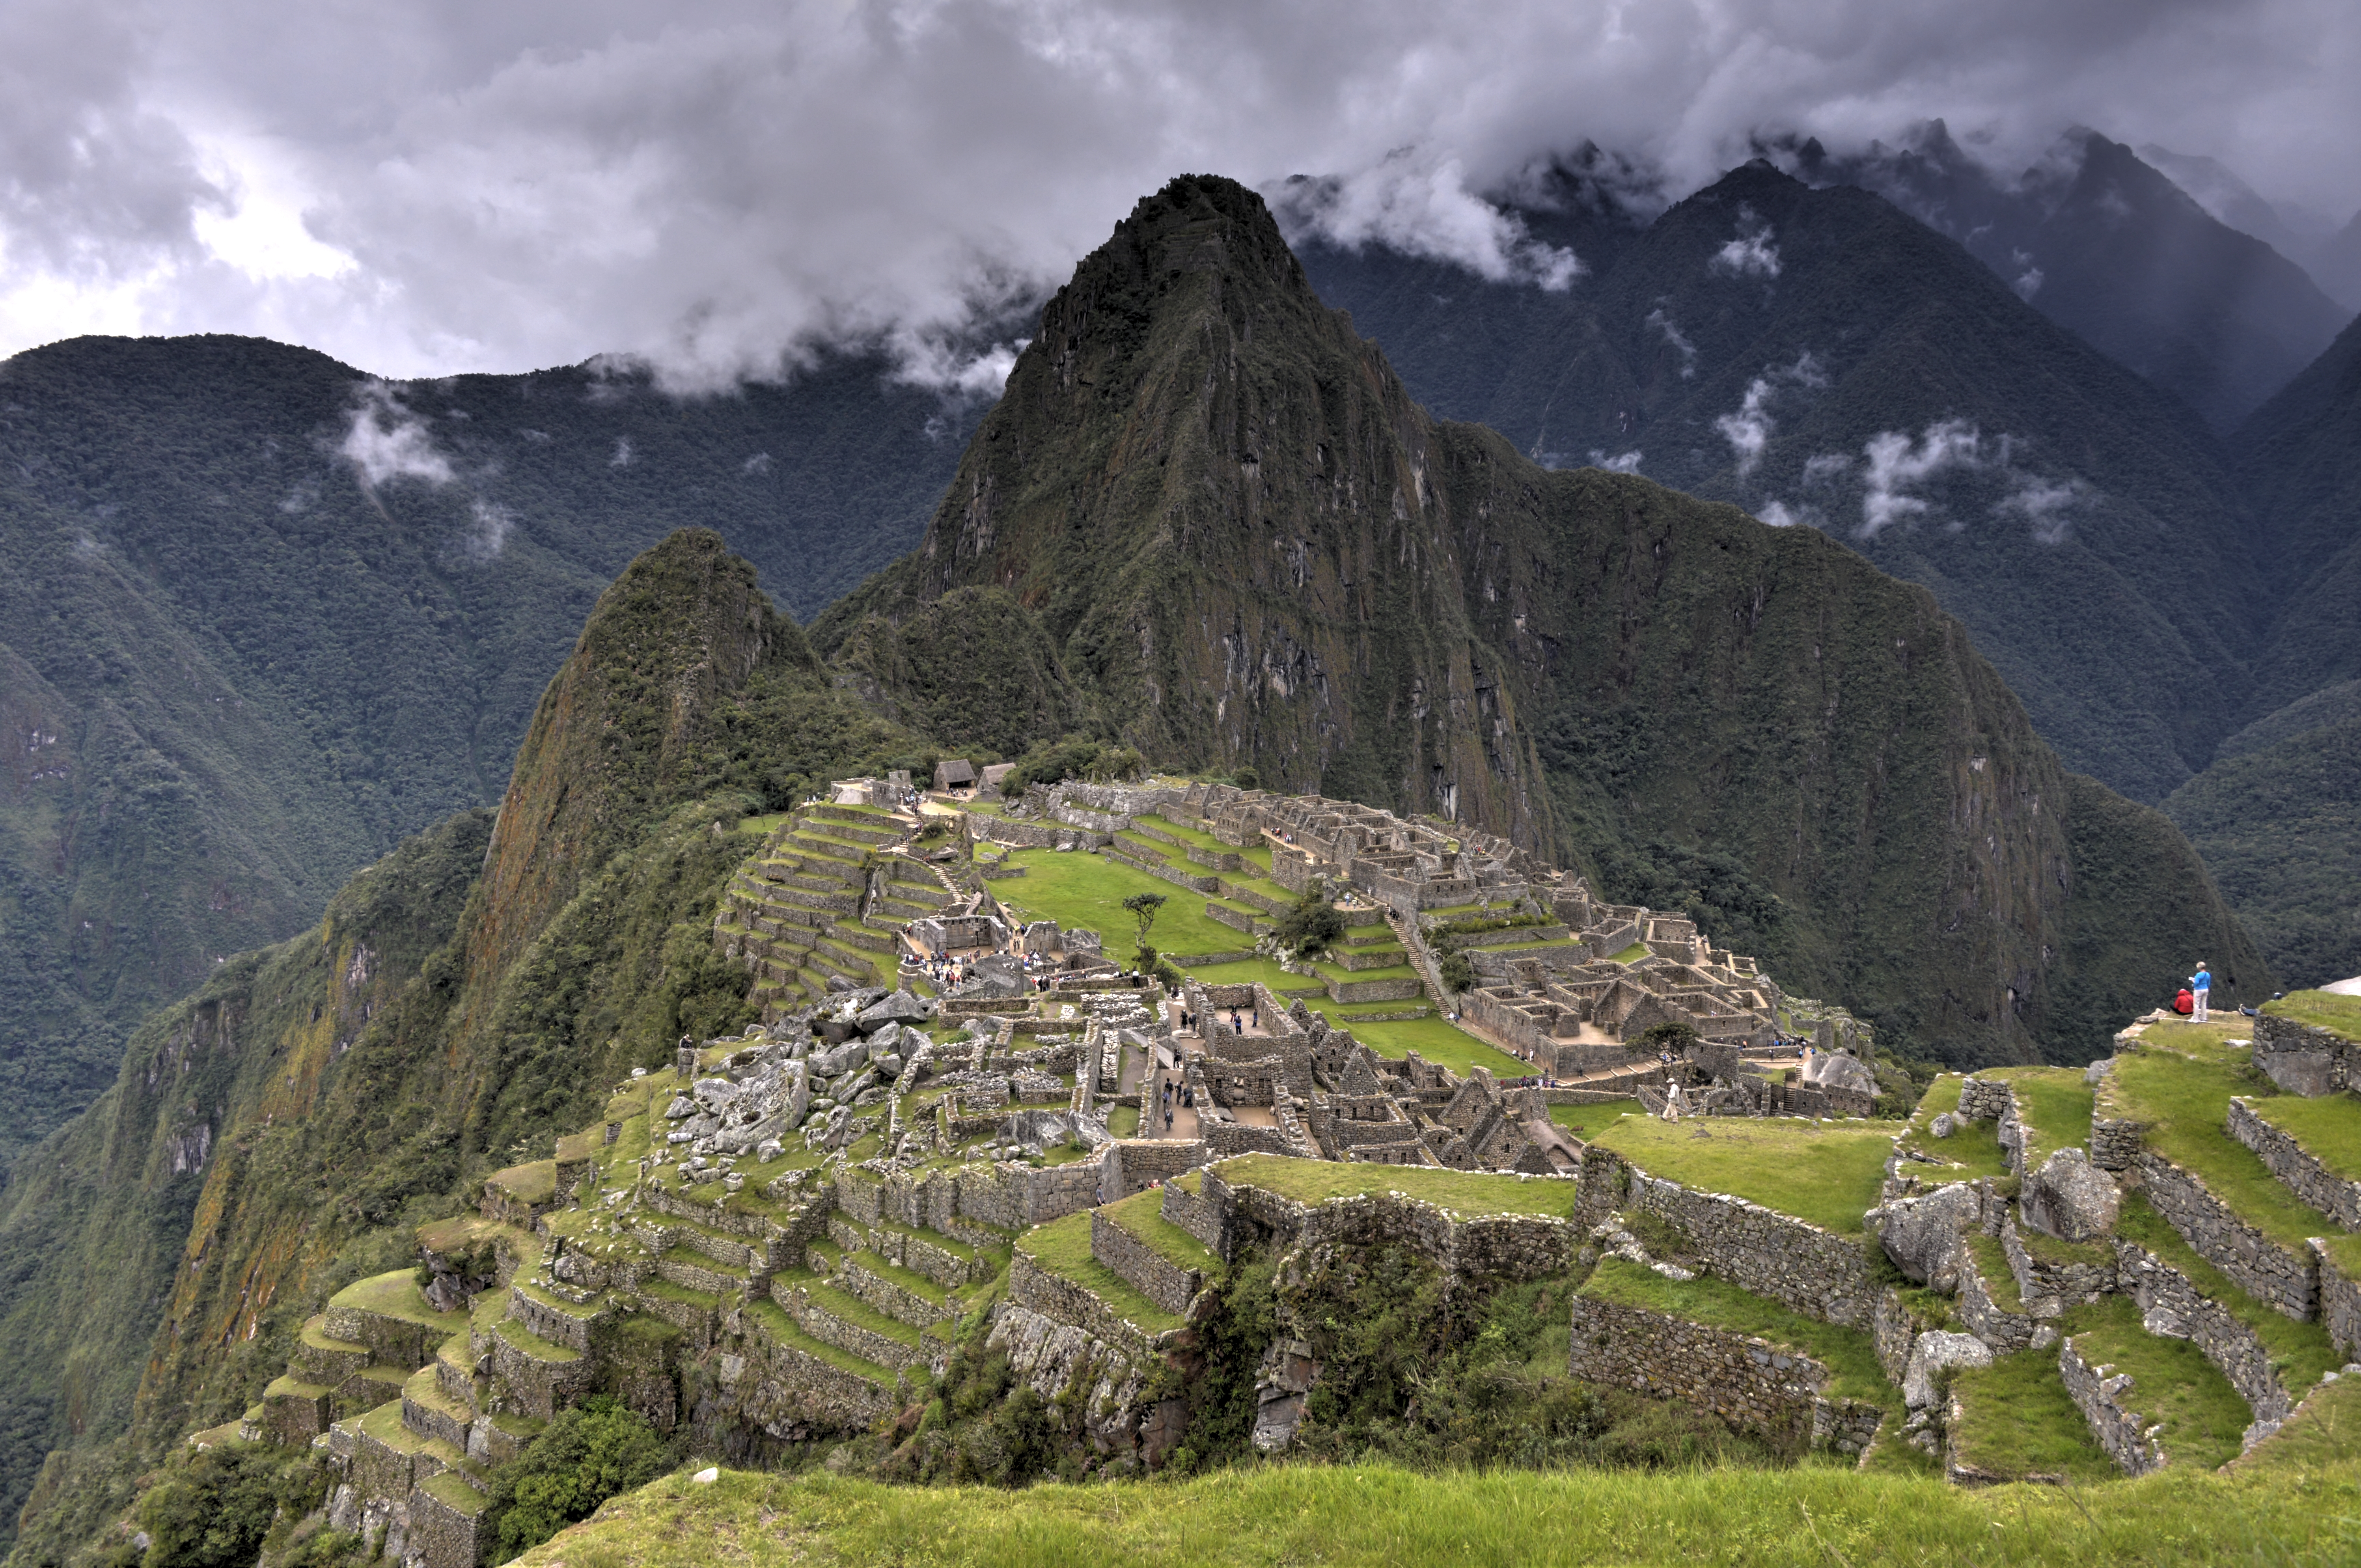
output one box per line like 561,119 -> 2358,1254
483,1396 -> 674,1560
123,1443 -> 327,1568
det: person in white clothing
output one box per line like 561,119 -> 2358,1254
2191,962 -> 2212,1024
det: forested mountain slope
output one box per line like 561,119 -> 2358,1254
0,338 -> 976,1158
1295,161 -> 2267,805
818,174 -> 2268,1067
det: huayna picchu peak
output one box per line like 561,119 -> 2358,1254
0,162 -> 2350,1568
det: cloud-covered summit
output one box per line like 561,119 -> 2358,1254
4,0 -> 2357,385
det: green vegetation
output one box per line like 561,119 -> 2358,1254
1273,888 -> 1347,959
2065,1296 -> 2255,1470
1983,1067 -> 2096,1170
2263,989 -> 2361,1039
1944,1352 -> 2122,1483
1099,1190 -> 1222,1277
1895,1075 -> 2014,1180
1209,1155 -> 1576,1219
2164,719 -> 2361,990
2252,1094 -> 2361,1183
2114,1194 -> 2344,1396
1546,1100 -> 1642,1137
514,1449 -> 2361,1568
1590,1117 -> 1899,1234
2111,1046 -> 2336,1253
98,1438 -> 331,1568
482,1395 -> 676,1561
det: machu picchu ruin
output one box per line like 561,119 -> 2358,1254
195,764 -> 2361,1568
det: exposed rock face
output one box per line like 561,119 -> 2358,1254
2022,1148 -> 2121,1243
1903,1331 -> 1994,1409
1874,1182 -> 1985,1291
1802,1051 -> 1879,1099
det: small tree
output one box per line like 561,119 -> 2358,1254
1122,892 -> 1168,968
1274,887 -> 1345,959
1636,1020 -> 1699,1057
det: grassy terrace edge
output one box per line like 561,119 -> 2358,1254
510,1447 -> 2361,1568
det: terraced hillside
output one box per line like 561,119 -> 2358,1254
713,801 -> 958,1014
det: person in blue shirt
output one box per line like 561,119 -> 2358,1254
2190,963 -> 2212,1024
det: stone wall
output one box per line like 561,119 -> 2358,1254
1204,1122 -> 1293,1158
724,1306 -> 900,1432
973,816 -> 1111,850
1999,1217 -> 2116,1317
2137,1151 -> 2317,1320
2314,1241 -> 2361,1363
1100,1139 -> 1212,1202
2253,1013 -> 2359,1097
2090,1115 -> 2144,1172
1956,1078 -> 2013,1122
2058,1333 -> 2169,1476
2228,1098 -> 2361,1231
1162,1180 -> 1227,1254
1199,1166 -> 1575,1284
1565,1295 -> 1881,1456
1009,1250 -> 1162,1360
2117,1241 -> 2292,1445
1955,1245 -> 2039,1352
1091,1210 -> 1202,1316
1598,1156 -> 1879,1329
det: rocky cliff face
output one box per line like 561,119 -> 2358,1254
817,175 -> 2267,1065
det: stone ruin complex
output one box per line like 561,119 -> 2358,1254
223,778 -> 1902,1568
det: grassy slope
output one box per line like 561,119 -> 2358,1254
1945,1352 -> 2121,1483
2111,1043 -> 2337,1254
1580,1258 -> 1893,1411
1590,1117 -> 1899,1234
517,1452 -> 2361,1568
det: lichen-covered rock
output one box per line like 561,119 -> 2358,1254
2022,1148 -> 2120,1243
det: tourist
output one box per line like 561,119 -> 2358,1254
2190,961 -> 2212,1024
2173,985 -> 2195,1016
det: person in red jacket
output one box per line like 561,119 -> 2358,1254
2174,987 -> 2195,1016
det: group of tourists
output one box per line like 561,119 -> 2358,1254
2173,962 -> 2214,1021
1154,1074 -> 1193,1133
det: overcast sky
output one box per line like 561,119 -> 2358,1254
4,0 -> 2355,386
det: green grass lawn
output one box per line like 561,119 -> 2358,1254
1306,1007 -> 1524,1078
1945,1350 -> 2121,1483
1609,942 -> 1649,964
1578,1258 -> 1895,1413
736,813 -> 790,837
1108,1104 -> 1140,1138
1895,1075 -> 2014,1182
1100,1188 -> 1223,1277
513,1445 -> 2361,1568
2111,1047 -> 2335,1253
2251,1094 -> 2361,1185
990,849 -> 1248,958
1981,1066 -> 2095,1169
1589,1116 -> 1900,1234
1210,1154 -> 1577,1219
329,1271 -> 468,1329
2262,990 -> 2361,1039
1548,1099 -> 1643,1138
2063,1295 -> 2253,1471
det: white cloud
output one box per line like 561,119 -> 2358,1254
3,0 -> 2359,380
1645,307 -> 1697,377
1713,351 -> 1824,475
1589,449 -> 1645,473
1859,419 -> 1984,535
1757,500 -> 1812,526
1710,207 -> 1782,277
338,382 -> 453,487
1994,472 -> 2089,543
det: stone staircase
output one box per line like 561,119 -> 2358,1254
714,804 -> 958,1016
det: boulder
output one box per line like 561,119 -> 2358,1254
691,1077 -> 741,1114
1929,1111 -> 1957,1139
1872,1181 -> 1983,1290
858,989 -> 934,1028
1802,1050 -> 1877,1098
1903,1331 -> 1992,1409
664,1096 -> 697,1120
2021,1148 -> 2120,1242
